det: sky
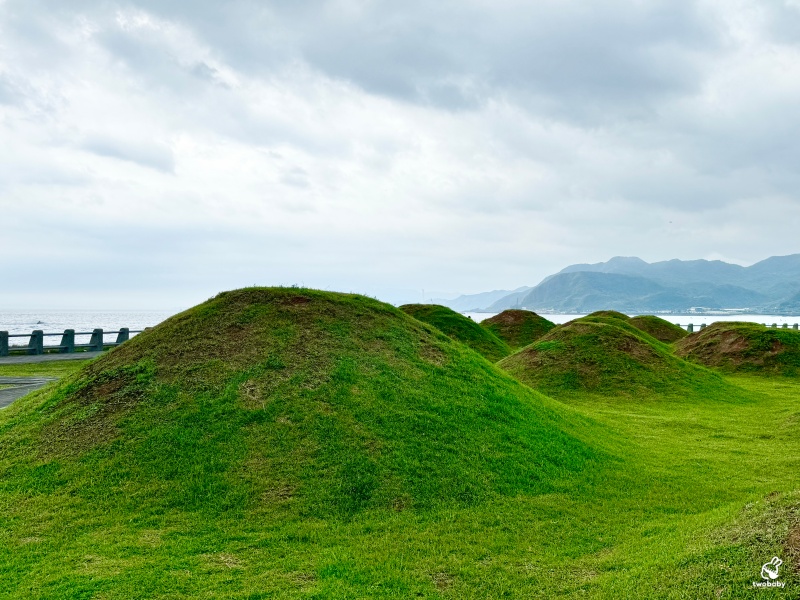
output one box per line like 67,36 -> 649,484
2,0 -> 800,310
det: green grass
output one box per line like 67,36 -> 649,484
480,309 -> 555,351
498,318 -> 734,400
629,315 -> 688,343
676,321 -> 800,376
0,359 -> 94,378
399,304 -> 511,361
1,290 -> 799,598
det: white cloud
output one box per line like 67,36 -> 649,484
1,0 -> 800,308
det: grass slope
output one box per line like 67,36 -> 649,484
585,310 -> 631,321
498,318 -> 734,399
675,321 -> 800,376
399,304 -> 511,361
0,359 -> 94,379
0,288 -> 597,598
629,315 -> 688,343
480,309 -> 555,351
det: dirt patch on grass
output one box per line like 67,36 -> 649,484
37,366 -> 150,459
431,571 -> 454,590
785,524 -> 800,573
675,322 -> 800,376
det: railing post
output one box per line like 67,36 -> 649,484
29,330 -> 44,355
60,329 -> 75,353
687,323 -> 694,333
700,323 -> 706,330
88,328 -> 104,352
794,324 -> 799,330
782,323 -> 789,329
0,331 -> 8,357
115,328 -> 129,344
772,323 -> 778,329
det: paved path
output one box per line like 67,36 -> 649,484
0,352 -> 103,365
0,377 -> 58,408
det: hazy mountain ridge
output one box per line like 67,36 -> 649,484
430,286 -> 532,312
448,254 -> 800,314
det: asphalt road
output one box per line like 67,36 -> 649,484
0,377 -> 58,408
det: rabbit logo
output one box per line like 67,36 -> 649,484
752,556 -> 786,588
761,557 -> 782,581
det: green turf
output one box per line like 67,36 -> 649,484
498,318 -> 734,400
1,290 -> 799,598
399,304 -> 511,361
676,321 -> 800,376
0,359 -> 94,378
585,310 -> 631,321
629,315 -> 688,343
480,309 -> 555,351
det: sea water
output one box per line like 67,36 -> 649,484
0,309 -> 178,345
462,312 -> 800,329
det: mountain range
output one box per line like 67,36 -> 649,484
433,254 -> 800,314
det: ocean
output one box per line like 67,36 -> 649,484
0,309 -> 178,345
462,312 -> 800,329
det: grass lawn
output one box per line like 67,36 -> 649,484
0,359 -> 95,379
0,291 -> 798,598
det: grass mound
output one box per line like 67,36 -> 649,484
585,310 -> 630,321
675,321 -> 800,376
499,319 -> 731,398
480,309 -> 556,350
629,315 -> 688,343
399,303 -> 511,361
0,288 -> 599,596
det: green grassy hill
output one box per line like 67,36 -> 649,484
629,315 -> 688,343
480,309 -> 555,351
4,292 -> 800,598
399,304 -> 511,361
498,318 -> 733,398
0,288 -> 597,598
675,321 -> 800,376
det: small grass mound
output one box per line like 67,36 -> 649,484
480,309 -> 556,351
585,310 -> 630,321
499,319 -> 732,398
629,315 -> 688,343
675,321 -> 800,376
399,303 -> 511,361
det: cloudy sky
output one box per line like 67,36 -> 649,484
2,0 -> 800,309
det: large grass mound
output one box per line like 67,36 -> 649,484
0,288 -> 599,596
498,318 -> 732,398
675,321 -> 800,376
629,315 -> 688,343
399,303 -> 511,361
480,309 -> 556,351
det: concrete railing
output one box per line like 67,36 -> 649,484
680,323 -> 799,333
0,328 -> 142,357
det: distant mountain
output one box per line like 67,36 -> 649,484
478,254 -> 800,314
431,286 -> 531,312
555,254 -> 800,289
514,272 -> 664,313
777,291 -> 800,313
